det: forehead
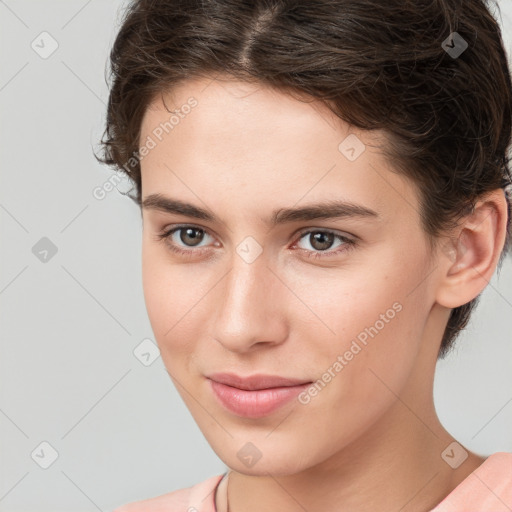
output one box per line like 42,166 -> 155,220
139,76 -> 421,229
141,75 -> 350,154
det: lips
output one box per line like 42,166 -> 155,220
206,372 -> 312,391
206,372 -> 313,418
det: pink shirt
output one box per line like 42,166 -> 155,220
114,452 -> 512,511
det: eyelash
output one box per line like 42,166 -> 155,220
155,224 -> 357,260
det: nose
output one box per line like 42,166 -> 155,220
211,249 -> 288,353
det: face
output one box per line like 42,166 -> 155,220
139,75 -> 442,476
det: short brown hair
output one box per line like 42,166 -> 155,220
96,0 -> 512,358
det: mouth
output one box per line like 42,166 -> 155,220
206,373 -> 313,418
206,372 -> 312,390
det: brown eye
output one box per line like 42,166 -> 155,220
294,229 -> 356,260
179,227 -> 205,247
156,225 -> 215,256
297,230 -> 342,252
308,231 -> 335,251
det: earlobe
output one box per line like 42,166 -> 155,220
436,189 -> 508,309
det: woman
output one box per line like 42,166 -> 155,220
96,0 -> 512,510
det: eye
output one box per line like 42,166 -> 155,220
155,225 -> 216,257
155,225 -> 357,260
293,229 -> 356,259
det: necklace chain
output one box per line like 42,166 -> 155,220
216,470 -> 230,512
226,471 -> 230,512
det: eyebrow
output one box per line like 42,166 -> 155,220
141,193 -> 380,226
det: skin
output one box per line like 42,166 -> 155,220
138,74 -> 508,512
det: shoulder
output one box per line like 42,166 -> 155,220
431,452 -> 512,512
113,473 -> 226,512
476,451 -> 512,490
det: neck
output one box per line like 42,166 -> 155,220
221,406 -> 484,512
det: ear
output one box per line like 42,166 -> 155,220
435,188 -> 509,309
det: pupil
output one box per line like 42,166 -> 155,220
182,228 -> 203,246
312,232 -> 333,251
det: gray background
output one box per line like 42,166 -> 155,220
0,1 -> 511,510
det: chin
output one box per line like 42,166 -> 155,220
207,435 -> 319,477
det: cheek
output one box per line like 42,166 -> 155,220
301,250 -> 432,399
293,266 -> 430,451
142,242 -> 168,336
286,256 -> 421,355
141,241 -> 199,349
141,239 -> 226,382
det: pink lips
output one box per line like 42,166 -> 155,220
207,373 -> 312,418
